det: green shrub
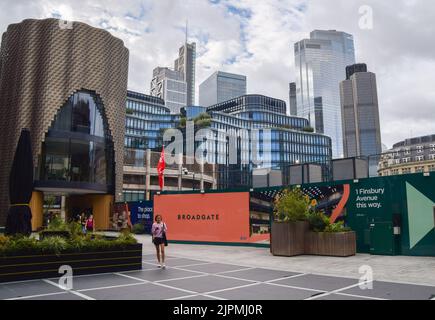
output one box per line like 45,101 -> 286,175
274,188 -> 311,222
117,232 -> 137,245
38,236 -> 69,255
132,223 -> 145,234
68,221 -> 83,237
0,231 -> 138,257
5,236 -> 39,254
47,216 -> 69,231
302,126 -> 315,133
308,211 -> 330,232
323,221 -> 351,233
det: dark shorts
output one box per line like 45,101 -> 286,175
153,237 -> 164,246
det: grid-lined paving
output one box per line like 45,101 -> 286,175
1,254 -> 435,300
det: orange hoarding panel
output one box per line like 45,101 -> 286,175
154,192 -> 251,243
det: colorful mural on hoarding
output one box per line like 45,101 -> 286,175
292,174 -> 435,256
112,201 -> 153,234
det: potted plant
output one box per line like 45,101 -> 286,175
305,212 -> 356,257
271,188 -> 357,258
0,232 -> 142,283
271,188 -> 311,256
39,216 -> 72,240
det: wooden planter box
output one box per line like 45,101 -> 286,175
0,243 -> 143,283
271,221 -> 309,257
305,232 -> 356,257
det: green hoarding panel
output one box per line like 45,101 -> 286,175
369,222 -> 394,255
405,182 -> 435,249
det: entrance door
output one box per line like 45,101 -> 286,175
369,221 -> 394,255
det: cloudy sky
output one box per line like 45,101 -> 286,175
0,0 -> 434,148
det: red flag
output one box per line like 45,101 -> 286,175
157,146 -> 165,190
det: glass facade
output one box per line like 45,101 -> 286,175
204,95 -> 332,188
182,106 -> 207,120
199,71 -> 247,107
123,92 -> 331,191
125,90 -> 180,151
295,30 -> 356,158
39,90 -> 114,190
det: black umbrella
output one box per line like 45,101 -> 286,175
5,128 -> 34,236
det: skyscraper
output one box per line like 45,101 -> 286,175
150,67 -> 187,114
294,30 -> 356,158
340,63 -> 382,174
199,71 -> 247,107
289,82 -> 297,116
174,42 -> 196,106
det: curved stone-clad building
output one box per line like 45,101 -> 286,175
0,18 -> 129,229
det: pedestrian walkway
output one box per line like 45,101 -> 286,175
133,234 -> 435,287
1,251 -> 435,300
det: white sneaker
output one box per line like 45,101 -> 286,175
162,264 -> 166,269
157,264 -> 161,268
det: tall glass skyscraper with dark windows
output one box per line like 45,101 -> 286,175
199,71 -> 247,107
340,64 -> 382,175
295,30 -> 355,159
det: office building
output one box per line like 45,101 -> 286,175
378,135 -> 435,176
340,63 -> 382,176
346,63 -> 367,79
295,30 -> 356,158
199,71 -> 247,107
174,42 -> 196,106
125,91 -> 180,151
150,67 -> 187,114
289,82 -> 297,116
204,95 -> 333,188
0,18 -> 129,229
123,91 -> 215,201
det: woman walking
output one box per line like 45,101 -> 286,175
151,215 -> 167,269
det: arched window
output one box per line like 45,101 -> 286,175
38,90 -> 114,191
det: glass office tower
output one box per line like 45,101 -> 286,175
205,95 -> 332,188
340,64 -> 382,176
199,71 -> 247,107
295,30 -> 355,158
174,42 -> 196,106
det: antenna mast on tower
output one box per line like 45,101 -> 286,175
185,19 -> 188,44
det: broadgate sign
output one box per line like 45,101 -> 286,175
177,214 -> 220,221
154,192 -> 251,243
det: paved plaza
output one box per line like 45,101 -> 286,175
1,237 -> 435,300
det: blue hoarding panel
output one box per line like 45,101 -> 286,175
128,201 -> 153,234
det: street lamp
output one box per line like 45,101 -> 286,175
182,168 -> 195,191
